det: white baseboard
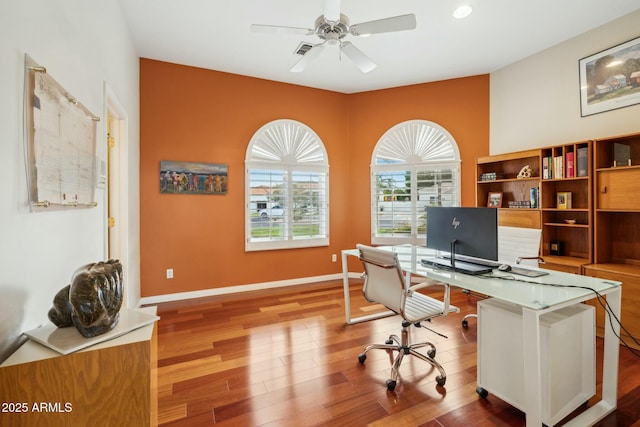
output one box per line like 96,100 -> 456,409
138,272 -> 363,306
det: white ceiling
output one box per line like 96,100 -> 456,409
118,0 -> 640,94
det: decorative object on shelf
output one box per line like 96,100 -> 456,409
564,219 -> 577,224
480,172 -> 503,181
579,35 -> 640,116
487,192 -> 503,208
48,259 -> 124,338
160,160 -> 228,194
557,192 -> 572,209
508,201 -> 531,209
613,142 -> 631,167
517,165 -> 533,179
550,240 -> 564,256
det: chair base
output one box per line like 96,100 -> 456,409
358,321 -> 447,390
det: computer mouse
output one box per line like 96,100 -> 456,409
498,264 -> 512,272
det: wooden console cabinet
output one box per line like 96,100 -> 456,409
0,310 -> 158,426
585,132 -> 640,347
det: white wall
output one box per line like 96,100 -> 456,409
491,9 -> 640,154
0,1 -> 140,359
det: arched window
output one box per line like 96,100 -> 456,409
245,119 -> 329,251
371,120 -> 461,245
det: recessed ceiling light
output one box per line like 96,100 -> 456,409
453,5 -> 473,19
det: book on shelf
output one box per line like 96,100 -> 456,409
566,152 -> 574,178
553,156 -> 563,179
577,147 -> 588,177
543,157 -> 550,179
530,186 -> 539,209
556,191 -> 572,209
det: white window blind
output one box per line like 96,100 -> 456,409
371,120 -> 461,245
246,120 -> 329,251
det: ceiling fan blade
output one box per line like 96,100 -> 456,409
341,42 -> 376,73
323,0 -> 341,22
250,24 -> 314,36
290,44 -> 325,72
350,14 -> 416,36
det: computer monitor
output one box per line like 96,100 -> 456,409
426,206 -> 498,262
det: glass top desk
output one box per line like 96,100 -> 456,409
341,244 -> 622,427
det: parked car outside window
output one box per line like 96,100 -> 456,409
259,205 -> 284,219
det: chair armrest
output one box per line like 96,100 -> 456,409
407,279 -> 446,293
406,280 -> 452,316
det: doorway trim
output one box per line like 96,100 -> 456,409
103,82 -> 131,306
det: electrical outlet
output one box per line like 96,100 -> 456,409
166,268 -> 174,279
331,254 -> 337,262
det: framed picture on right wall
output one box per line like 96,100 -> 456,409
579,35 -> 640,117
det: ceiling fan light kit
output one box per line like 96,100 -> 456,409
251,0 -> 416,73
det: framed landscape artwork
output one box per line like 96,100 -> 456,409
160,160 -> 228,194
579,36 -> 640,116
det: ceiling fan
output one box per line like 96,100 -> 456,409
250,0 -> 417,73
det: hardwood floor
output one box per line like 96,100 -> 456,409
152,280 -> 640,426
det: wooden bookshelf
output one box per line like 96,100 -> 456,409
476,149 -> 541,229
584,132 -> 640,347
476,134 -> 640,348
539,141 -> 592,274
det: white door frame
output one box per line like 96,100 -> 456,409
103,82 -> 131,307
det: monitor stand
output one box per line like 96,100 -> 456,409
450,239 -> 458,270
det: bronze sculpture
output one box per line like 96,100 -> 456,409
48,259 -> 123,338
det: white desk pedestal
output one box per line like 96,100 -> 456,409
478,299 -> 595,426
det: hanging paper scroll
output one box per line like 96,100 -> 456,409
23,54 -> 99,211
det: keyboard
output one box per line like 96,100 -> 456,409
421,257 -> 492,275
441,254 -> 501,268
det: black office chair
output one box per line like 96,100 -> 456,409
356,244 -> 459,390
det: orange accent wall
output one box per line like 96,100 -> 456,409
140,59 -> 489,297
346,76 -> 490,249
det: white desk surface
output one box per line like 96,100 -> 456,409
347,245 -> 621,310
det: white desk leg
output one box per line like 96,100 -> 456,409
342,250 -> 353,324
561,286 -> 621,426
602,286 -> 621,407
341,249 -> 394,324
522,307 -> 543,426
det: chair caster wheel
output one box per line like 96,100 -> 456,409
462,319 -> 468,328
358,353 -> 366,364
476,386 -> 488,399
427,349 -> 436,358
386,379 -> 396,391
436,375 -> 446,387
